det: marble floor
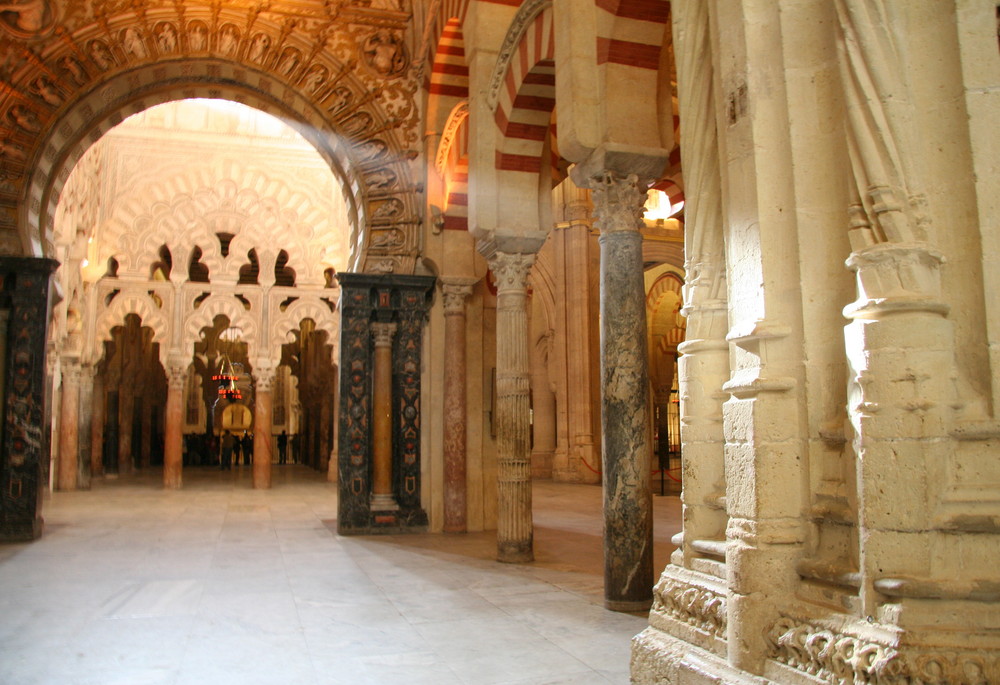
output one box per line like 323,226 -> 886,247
0,466 -> 682,685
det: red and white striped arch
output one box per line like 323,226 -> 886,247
427,18 -> 469,100
493,8 -> 556,177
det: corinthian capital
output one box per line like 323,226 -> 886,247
440,278 -> 476,314
371,321 -> 397,347
487,251 -> 535,294
166,364 -> 188,391
589,172 -> 647,235
254,366 -> 276,392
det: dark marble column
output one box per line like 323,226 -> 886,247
488,251 -> 536,563
0,257 -> 59,542
89,372 -> 105,478
441,279 -> 474,533
592,172 -> 654,611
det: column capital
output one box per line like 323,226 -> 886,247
487,251 -> 536,294
371,321 -> 397,347
166,363 -> 187,391
440,279 -> 475,314
60,357 -> 83,385
254,365 -> 277,392
587,171 -> 648,236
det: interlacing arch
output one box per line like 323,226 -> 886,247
184,295 -> 259,360
646,271 -> 686,348
94,292 -> 170,365
270,299 -> 341,358
0,3 -> 422,274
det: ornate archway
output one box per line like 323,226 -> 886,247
0,1 -> 422,274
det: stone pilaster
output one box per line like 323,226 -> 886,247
0,257 -> 59,542
252,364 -> 275,490
56,357 -> 82,491
162,357 -> 186,490
489,251 -> 536,563
589,171 -> 654,611
441,279 -> 474,533
370,321 -> 398,511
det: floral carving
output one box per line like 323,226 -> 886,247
652,577 -> 727,638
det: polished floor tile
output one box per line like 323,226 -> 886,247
0,466 -> 680,685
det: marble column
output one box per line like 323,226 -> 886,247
162,361 -> 186,490
591,171 -> 654,611
253,365 -> 275,489
77,365 -> 95,489
370,321 -> 397,511
89,372 -> 105,478
117,388 -> 134,475
489,251 -> 536,563
57,358 -> 82,491
441,279 -> 474,533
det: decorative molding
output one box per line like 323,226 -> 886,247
651,576 -> 727,638
435,100 -> 469,178
485,0 -> 551,112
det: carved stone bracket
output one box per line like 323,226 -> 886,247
652,575 -> 727,639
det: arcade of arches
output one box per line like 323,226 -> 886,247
0,1 -> 996,683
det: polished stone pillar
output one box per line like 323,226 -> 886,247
162,360 -> 186,490
441,279 -> 474,533
371,321 -> 398,511
89,372 -> 105,478
489,251 -> 536,563
0,257 -> 59,542
253,365 -> 275,489
591,171 -> 654,611
56,357 -> 82,491
117,388 -> 134,475
77,365 -> 95,489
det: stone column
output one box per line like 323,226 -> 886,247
253,365 -> 275,489
77,365 -> 95,489
591,171 -> 654,611
56,358 -> 82,491
441,279 -> 474,533
162,360 -> 186,490
370,321 -> 397,511
489,251 -> 536,563
89,372 -> 105,478
117,388 -> 134,475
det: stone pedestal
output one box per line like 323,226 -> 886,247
57,358 -> 82,491
441,279 -> 474,533
590,171 -> 654,611
0,257 -> 59,542
253,364 -> 275,490
162,360 -> 186,490
336,273 -> 434,534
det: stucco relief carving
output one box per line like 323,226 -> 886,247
360,29 -> 406,78
0,0 -> 55,39
651,576 -> 727,639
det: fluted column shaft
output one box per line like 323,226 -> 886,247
490,251 -> 536,563
163,362 -> 186,490
592,172 -> 654,611
371,322 -> 397,510
253,365 -> 275,490
441,280 -> 474,533
57,358 -> 82,491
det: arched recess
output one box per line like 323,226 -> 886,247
435,102 -> 471,232
0,4 -> 423,275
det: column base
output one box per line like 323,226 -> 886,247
0,517 -> 43,542
606,597 -> 652,613
498,540 -> 534,563
371,493 -> 399,511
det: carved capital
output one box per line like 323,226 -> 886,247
166,364 -> 187,391
488,251 -> 535,295
440,279 -> 474,314
60,357 -> 83,386
589,172 -> 647,235
254,365 -> 276,393
371,321 -> 397,347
